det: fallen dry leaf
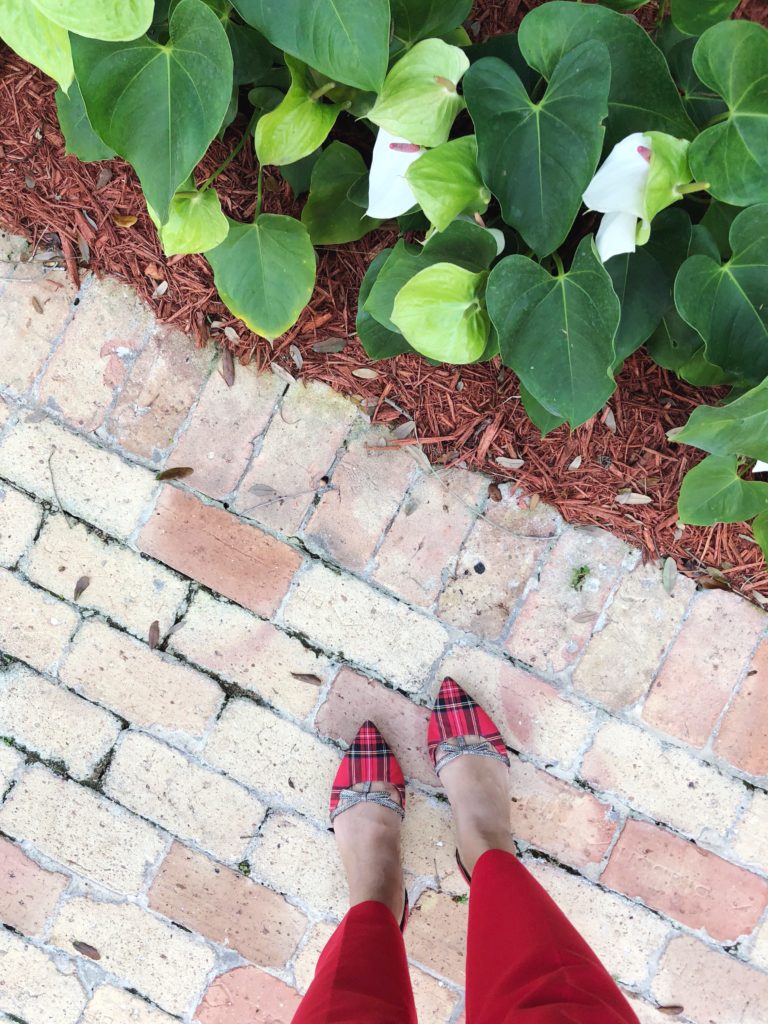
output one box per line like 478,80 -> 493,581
148,620 -> 160,650
152,280 -> 168,299
156,466 -> 194,481
352,367 -> 378,380
488,482 -> 502,502
73,575 -> 90,601
95,167 -> 113,190
495,457 -> 524,470
248,483 -> 278,496
221,347 -> 235,387
290,672 -> 322,686
572,611 -> 598,624
111,214 -> 138,228
615,493 -> 652,505
567,455 -> 582,471
72,941 -> 100,960
144,262 -> 164,281
30,295 -> 43,314
313,337 -> 346,354
224,325 -> 239,344
392,420 -> 416,440
289,344 -> 303,370
662,556 -> 677,595
602,406 -> 617,434
528,493 -> 541,511
657,1008 -> 684,1017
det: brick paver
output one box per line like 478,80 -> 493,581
0,240 -> 766,1023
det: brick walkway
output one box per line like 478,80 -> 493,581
0,229 -> 767,1024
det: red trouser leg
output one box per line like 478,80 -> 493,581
466,850 -> 639,1024
291,900 -> 417,1024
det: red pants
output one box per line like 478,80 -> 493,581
292,850 -> 640,1023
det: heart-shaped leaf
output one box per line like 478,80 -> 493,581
665,36 -> 728,130
678,454 -> 768,525
30,0 -> 153,40
520,384 -> 566,436
464,41 -> 610,257
301,142 -> 379,244
487,235 -> 620,426
206,214 -> 316,340
226,19 -> 276,86
405,136 -> 490,232
671,0 -> 739,36
689,21 -> 768,207
55,81 -> 115,162
669,377 -> 768,463
356,249 -> 414,361
752,510 -> 768,560
598,0 -> 647,8
518,1 -> 695,146
391,0 -> 471,45
72,0 -> 232,223
231,0 -> 389,92
147,179 -> 229,256
0,0 -> 73,90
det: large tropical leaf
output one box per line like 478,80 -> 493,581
0,0 -> 73,89
678,455 -> 768,526
147,179 -> 229,256
405,136 -> 490,232
665,36 -> 728,130
669,377 -> 768,463
30,0 -> 153,40
391,0 -> 471,45
55,82 -> 115,162
301,142 -> 379,244
255,56 -> 342,167
356,249 -> 414,361
670,0 -> 739,36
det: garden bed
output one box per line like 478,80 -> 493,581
1,0 -> 767,600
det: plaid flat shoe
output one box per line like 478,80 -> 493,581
329,720 -> 410,931
428,677 -> 510,884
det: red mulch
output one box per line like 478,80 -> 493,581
1,0 -> 767,601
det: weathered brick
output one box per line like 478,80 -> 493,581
402,790 -> 465,895
233,379 -> 359,533
0,414 -> 159,538
0,836 -> 67,936
139,486 -> 301,615
293,920 -> 336,992
508,758 -> 618,868
0,665 -> 121,780
0,483 -> 41,566
282,563 -> 448,692
714,639 -> 768,776
315,668 -> 434,785
0,743 -> 24,791
0,266 -> 75,395
374,467 -> 487,608
81,986 -> 176,1024
602,819 -> 768,941
108,324 -> 211,460
195,966 -> 302,1024
149,842 -> 306,965
0,764 -> 165,894
0,567 -> 78,672
204,700 -> 337,822
406,889 -> 467,985
751,914 -> 768,971
730,789 -> 768,874
170,590 -> 330,720
580,719 -> 743,839
0,393 -> 11,429
573,561 -> 694,710
59,619 -> 223,739
440,646 -> 594,770
0,928 -> 86,1024
526,859 -> 669,988
624,994 -> 683,1024
302,427 -> 415,571
105,731 -> 265,861
652,934 -> 768,1024
506,527 -> 633,674
50,897 -> 216,1017
171,364 -> 284,499
38,277 -> 153,431
642,589 -> 765,746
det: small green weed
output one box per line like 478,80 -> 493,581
570,565 -> 591,591
238,861 -> 251,876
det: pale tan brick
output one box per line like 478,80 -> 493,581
292,920 -> 337,991
715,639 -> 768,777
406,889 -> 467,985
0,568 -> 78,671
573,561 -> 694,710
0,928 -> 86,1024
0,266 -> 75,395
195,966 -> 302,1024
39,277 -> 153,431
0,764 -> 165,894
59,619 -> 223,739
50,897 -> 216,1016
171,363 -> 284,499
0,836 -> 67,936
0,414 -> 159,538
0,483 -> 41,566
170,590 -> 330,719
402,790 -> 465,895
731,789 -> 768,874
149,842 -> 306,965
625,994 -> 682,1024
282,563 -> 448,692
527,859 -> 669,987
25,515 -> 187,638
108,325 -> 211,459
234,379 -> 359,533
440,646 -> 594,769
0,665 -> 120,780
374,467 -> 487,608
506,528 -> 634,674
0,393 -> 11,428
642,589 -> 765,746
0,743 -> 24,791
105,731 -> 264,861
580,719 -> 744,839
204,701 -> 337,822
751,915 -> 768,971
652,934 -> 768,1024
81,986 -> 176,1024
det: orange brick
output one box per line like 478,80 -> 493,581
0,837 -> 67,936
715,639 -> 768,776
195,966 -> 301,1024
138,486 -> 302,615
601,819 -> 768,941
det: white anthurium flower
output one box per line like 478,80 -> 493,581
451,214 -> 506,256
366,128 -> 425,219
754,460 -> 768,474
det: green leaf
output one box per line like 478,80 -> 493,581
405,136 -> 490,232
227,20 -> 276,86
357,250 -> 414,361
30,0 -> 153,40
147,180 -> 229,256
255,56 -> 342,166
674,204 -> 768,387
206,214 -> 316,340
465,42 -> 610,257
72,0 -> 232,224
0,0 -> 73,89
752,511 -> 768,561
598,0 -> 647,9
518,1 -> 695,146
301,142 -> 380,244
700,200 -> 741,259
55,81 -> 115,162
391,0 -> 472,45
465,32 -> 539,94
671,0 -> 739,36
666,36 -> 728,130
231,0 -> 389,92
520,384 -> 566,436
280,149 -> 322,197
367,39 -> 469,148
487,235 -> 620,426
391,263 -> 489,364
689,21 -> 768,207
669,377 -> 768,462
678,455 -> 768,525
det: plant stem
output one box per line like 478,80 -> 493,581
656,0 -> 669,27
702,110 -> 730,129
309,81 -> 337,101
255,165 -> 264,219
201,109 -> 260,192
552,252 -> 565,275
678,181 -> 711,195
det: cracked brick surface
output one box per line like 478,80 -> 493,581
0,237 -> 766,1024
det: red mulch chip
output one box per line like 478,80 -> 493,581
1,0 -> 766,602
